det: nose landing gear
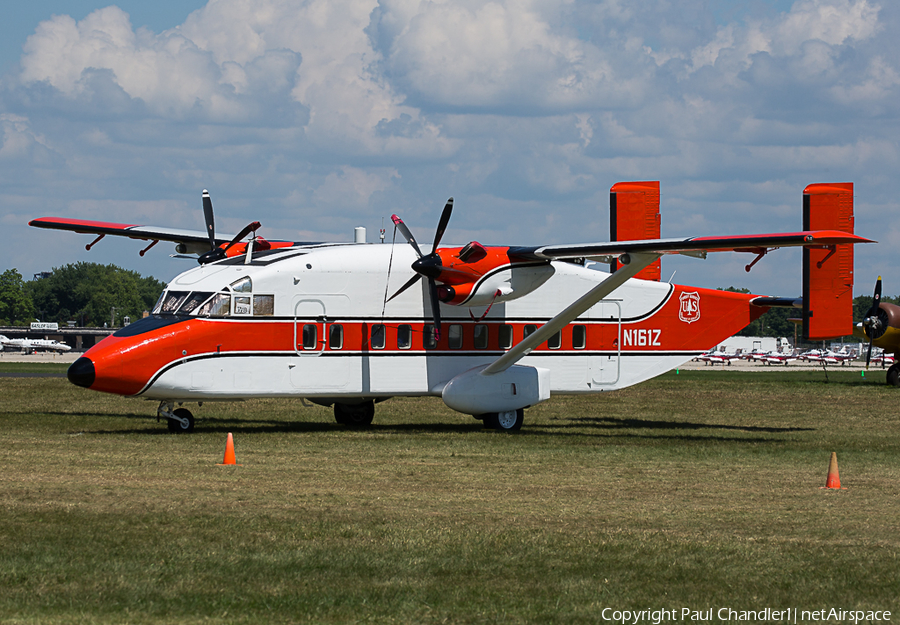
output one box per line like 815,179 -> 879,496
157,402 -> 196,433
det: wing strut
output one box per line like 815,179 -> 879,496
481,252 -> 661,376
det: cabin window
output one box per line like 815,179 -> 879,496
448,325 -> 463,349
397,324 -> 412,349
152,290 -> 166,314
233,296 -> 251,315
197,293 -> 231,317
159,291 -> 189,314
231,276 -> 252,293
499,325 -> 513,349
329,324 -> 343,350
423,324 -> 436,349
253,295 -> 275,316
371,324 -> 385,349
548,331 -> 561,350
177,292 -> 213,315
524,324 -> 537,339
473,324 -> 488,349
301,324 -> 317,350
572,325 -> 586,349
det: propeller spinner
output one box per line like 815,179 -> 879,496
388,198 -> 454,340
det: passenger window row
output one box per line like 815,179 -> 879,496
297,323 -> 589,351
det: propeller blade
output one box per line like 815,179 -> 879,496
202,189 -> 215,252
432,198 -> 453,250
391,215 -> 423,258
866,276 -> 883,319
864,277 -> 883,369
222,221 -> 262,253
428,278 -> 442,342
387,274 -> 422,302
197,221 -> 261,264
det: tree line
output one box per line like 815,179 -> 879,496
0,263 -> 166,327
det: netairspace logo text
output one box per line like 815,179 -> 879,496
599,607 -> 892,624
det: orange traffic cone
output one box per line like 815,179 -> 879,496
823,452 -> 841,489
218,432 -> 239,466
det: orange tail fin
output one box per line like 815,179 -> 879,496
802,183 -> 855,340
610,181 -> 661,281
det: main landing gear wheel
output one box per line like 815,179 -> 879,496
484,408 -> 524,432
334,401 -> 375,427
167,408 -> 195,433
887,362 -> 900,387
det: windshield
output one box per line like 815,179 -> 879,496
153,279 -> 274,318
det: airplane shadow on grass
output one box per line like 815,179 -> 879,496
41,411 -> 483,436
38,410 -> 815,443
537,415 -> 817,444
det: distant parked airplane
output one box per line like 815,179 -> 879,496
0,335 -> 71,353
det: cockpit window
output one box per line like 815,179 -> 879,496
157,291 -> 189,314
196,293 -> 231,317
152,290 -> 166,314
233,295 -> 251,315
154,279 -> 272,318
178,292 -> 214,315
253,295 -> 274,316
231,277 -> 252,293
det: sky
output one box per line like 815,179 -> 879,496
1,0 -> 897,300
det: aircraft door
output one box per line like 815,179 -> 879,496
589,300 -> 621,386
291,296 -> 354,391
294,298 -> 326,356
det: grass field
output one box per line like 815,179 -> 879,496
1,368 -> 898,624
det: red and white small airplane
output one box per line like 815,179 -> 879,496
697,349 -> 743,365
803,347 -> 857,365
30,182 -> 870,432
761,350 -> 801,366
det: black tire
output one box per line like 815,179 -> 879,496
334,401 -> 375,427
886,363 -> 900,387
484,408 -> 524,432
167,408 -> 195,433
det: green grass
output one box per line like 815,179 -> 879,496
1,370 -> 898,623
0,361 -> 69,374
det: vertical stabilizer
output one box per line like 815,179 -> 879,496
802,182 -> 854,340
610,181 -> 661,280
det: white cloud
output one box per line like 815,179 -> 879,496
685,0 -> 881,76
380,0 -> 639,110
2,0 -> 900,296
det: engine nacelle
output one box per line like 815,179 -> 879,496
175,241 -> 211,255
441,364 -> 550,415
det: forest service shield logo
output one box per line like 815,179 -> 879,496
679,291 -> 700,324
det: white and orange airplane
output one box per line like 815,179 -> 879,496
30,182 -> 869,432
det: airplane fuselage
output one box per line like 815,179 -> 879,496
69,243 -> 764,406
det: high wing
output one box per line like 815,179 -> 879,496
510,230 -> 872,261
28,217 -> 236,248
28,190 -> 308,262
479,230 -> 872,376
